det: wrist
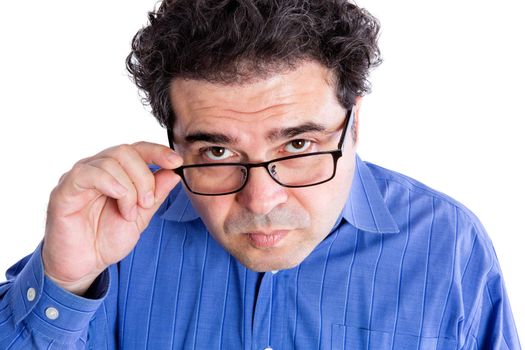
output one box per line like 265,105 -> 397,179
44,270 -> 102,296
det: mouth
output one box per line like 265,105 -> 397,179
246,230 -> 289,249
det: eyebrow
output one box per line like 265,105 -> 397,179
266,122 -> 327,141
183,122 -> 327,145
184,132 -> 238,145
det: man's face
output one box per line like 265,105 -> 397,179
170,61 -> 359,272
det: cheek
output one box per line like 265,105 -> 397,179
297,153 -> 355,227
189,195 -> 233,233
333,150 -> 356,191
292,187 -> 338,232
300,151 -> 354,201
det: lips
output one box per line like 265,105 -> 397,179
247,230 -> 289,248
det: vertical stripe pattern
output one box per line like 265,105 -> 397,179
0,156 -> 520,349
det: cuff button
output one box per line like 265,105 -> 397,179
26,287 -> 36,302
45,307 -> 59,320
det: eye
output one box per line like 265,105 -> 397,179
202,146 -> 234,161
284,139 -> 312,153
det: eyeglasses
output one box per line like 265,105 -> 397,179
167,107 -> 354,196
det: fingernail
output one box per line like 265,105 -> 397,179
143,191 -> 154,208
167,151 -> 182,165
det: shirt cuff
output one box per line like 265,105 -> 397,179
9,242 -> 110,344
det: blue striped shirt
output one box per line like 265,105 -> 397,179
0,155 -> 521,349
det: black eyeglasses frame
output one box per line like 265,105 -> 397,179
166,106 -> 355,196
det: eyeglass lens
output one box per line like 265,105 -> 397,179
181,152 -> 335,195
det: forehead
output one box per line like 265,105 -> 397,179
169,61 -> 343,134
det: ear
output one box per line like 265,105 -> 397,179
353,96 -> 363,145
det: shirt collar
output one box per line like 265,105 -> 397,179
341,155 -> 399,234
160,184 -> 200,222
161,154 -> 399,234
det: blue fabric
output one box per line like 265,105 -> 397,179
0,155 -> 521,349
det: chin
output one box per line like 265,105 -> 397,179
233,249 -> 307,272
216,231 -> 319,272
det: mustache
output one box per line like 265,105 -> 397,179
223,206 -> 310,234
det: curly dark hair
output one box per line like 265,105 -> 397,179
126,0 -> 382,130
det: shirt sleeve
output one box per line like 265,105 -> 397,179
0,243 -> 111,349
460,263 -> 522,350
454,210 -> 522,350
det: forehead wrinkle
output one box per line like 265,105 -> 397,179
222,102 -> 295,116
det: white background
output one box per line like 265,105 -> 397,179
0,0 -> 523,340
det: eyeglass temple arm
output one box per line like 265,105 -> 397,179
167,127 -> 175,150
337,106 -> 355,151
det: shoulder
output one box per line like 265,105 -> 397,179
364,160 -> 497,271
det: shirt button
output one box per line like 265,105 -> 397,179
26,287 -> 36,302
263,347 -> 273,350
45,307 -> 59,320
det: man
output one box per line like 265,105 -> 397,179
0,0 -> 520,349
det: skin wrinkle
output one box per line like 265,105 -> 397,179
224,103 -> 294,115
183,101 -> 294,116
176,72 -> 318,119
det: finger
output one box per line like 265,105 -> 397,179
84,142 -> 182,211
54,163 -> 129,216
136,168 -> 181,227
152,168 -> 181,205
88,157 -> 139,222
63,163 -> 128,198
94,142 -> 182,170
98,144 -> 159,210
131,141 -> 183,170
57,155 -> 96,185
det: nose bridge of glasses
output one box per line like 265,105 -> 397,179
244,159 -> 280,179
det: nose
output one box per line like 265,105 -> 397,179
235,166 -> 288,215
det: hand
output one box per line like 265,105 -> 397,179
42,142 -> 182,295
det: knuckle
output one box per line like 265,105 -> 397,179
114,143 -> 133,155
75,155 -> 93,164
57,171 -> 69,184
48,185 -> 60,201
131,141 -> 147,148
93,157 -> 118,170
106,144 -> 133,160
72,158 -> 86,169
69,163 -> 86,177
